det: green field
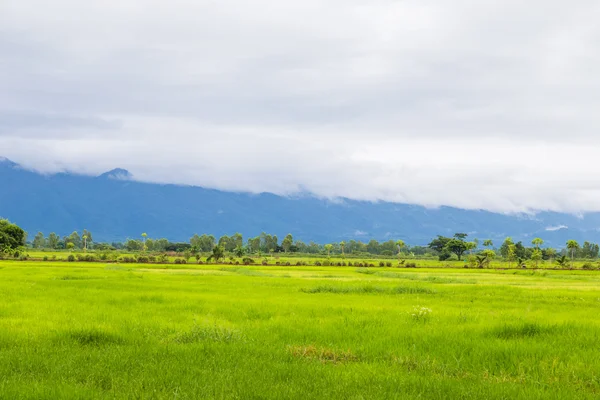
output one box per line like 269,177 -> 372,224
1,260 -> 600,399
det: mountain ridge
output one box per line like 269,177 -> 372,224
0,157 -> 598,246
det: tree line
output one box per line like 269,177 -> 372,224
2,220 -> 599,266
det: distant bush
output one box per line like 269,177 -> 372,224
368,263 -> 375,267
406,262 -> 417,268
314,261 -> 322,266
149,256 -> 156,262
67,255 -> 75,262
242,257 -> 254,265
19,254 -> 28,261
235,261 -> 240,265
261,260 -> 268,266
137,256 -> 149,263
386,261 -> 392,267
275,262 -> 281,266
174,258 -> 187,264
438,252 -> 452,261
582,262 -> 595,270
43,256 -> 49,261
284,261 -> 291,266
379,261 -> 385,267
323,260 -> 331,266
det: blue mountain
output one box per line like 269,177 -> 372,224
0,157 -> 597,246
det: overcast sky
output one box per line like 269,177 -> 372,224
1,0 -> 600,213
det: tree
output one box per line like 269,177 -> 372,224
0,219 -> 26,251
566,240 -> 580,269
483,239 -> 493,248
66,231 -> 82,249
531,238 -> 544,249
502,237 -> 516,268
82,234 -> 88,252
466,241 -> 477,255
428,236 -> 451,253
479,249 -> 496,268
366,240 -> 380,254
340,241 -> 346,257
234,245 -> 245,258
47,232 -> 59,249
66,242 -> 75,251
445,238 -> 468,261
32,232 -> 46,249
207,245 -> 225,263
141,233 -> 148,251
247,236 -> 261,254
324,244 -> 333,257
282,234 -> 293,253
82,229 -> 93,246
396,240 -> 405,260
531,248 -> 543,268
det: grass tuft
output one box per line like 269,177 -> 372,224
491,322 -> 559,339
288,345 -> 358,364
67,329 -> 125,346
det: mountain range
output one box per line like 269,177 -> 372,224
1,157 -> 598,246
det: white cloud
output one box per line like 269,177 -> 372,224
1,0 -> 600,213
546,225 -> 569,232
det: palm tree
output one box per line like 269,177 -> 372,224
82,235 -> 88,252
324,244 -> 333,258
531,238 -> 544,249
339,241 -> 346,257
141,233 -> 148,251
396,240 -> 405,261
566,240 -> 579,269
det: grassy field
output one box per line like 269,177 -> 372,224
1,260 -> 600,399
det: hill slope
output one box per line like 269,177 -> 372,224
0,158 -> 597,246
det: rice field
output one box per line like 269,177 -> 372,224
1,260 -> 600,399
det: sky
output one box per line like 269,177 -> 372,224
1,0 -> 600,214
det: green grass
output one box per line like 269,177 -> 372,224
1,260 -> 600,399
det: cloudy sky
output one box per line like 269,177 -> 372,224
1,0 -> 599,213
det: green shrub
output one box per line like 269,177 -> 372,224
323,260 -> 331,266
379,261 -> 385,267
242,257 -> 254,265
67,255 -> 75,262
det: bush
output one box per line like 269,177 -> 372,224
197,260 -> 204,265
379,261 -> 385,267
406,262 -> 417,268
19,254 -> 28,261
67,255 -> 75,262
235,261 -> 240,265
323,260 -> 331,266
314,261 -> 322,266
43,256 -> 49,261
137,256 -> 149,263
276,262 -> 281,266
284,261 -> 291,266
76,254 -> 84,261
368,263 -> 375,267
582,262 -> 594,270
149,256 -> 156,262
99,253 -> 108,261
261,260 -> 268,266
438,252 -> 452,261
386,261 -> 392,267
174,258 -> 187,264
242,257 -> 254,265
